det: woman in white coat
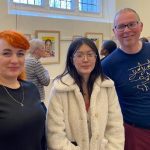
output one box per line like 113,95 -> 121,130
46,37 -> 124,150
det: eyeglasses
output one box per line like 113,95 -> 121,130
114,21 -> 139,32
73,52 -> 97,61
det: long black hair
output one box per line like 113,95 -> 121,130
55,37 -> 105,97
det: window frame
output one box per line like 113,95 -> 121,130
8,0 -> 103,21
12,0 -> 43,6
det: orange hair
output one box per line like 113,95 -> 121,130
0,30 -> 30,50
18,69 -> 26,80
0,30 -> 30,80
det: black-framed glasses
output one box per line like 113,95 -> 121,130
114,21 -> 139,32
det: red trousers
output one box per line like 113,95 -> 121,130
124,123 -> 150,150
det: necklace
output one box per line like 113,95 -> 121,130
2,82 -> 24,107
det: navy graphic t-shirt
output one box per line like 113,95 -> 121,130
101,42 -> 150,129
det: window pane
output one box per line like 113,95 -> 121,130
61,1 -> 66,9
55,0 -> 61,8
79,0 -> 98,13
35,0 -> 42,5
82,4 -> 87,12
28,0 -> 35,5
49,0 -> 72,10
13,0 -> 41,5
13,0 -> 27,4
66,1 -> 71,9
49,0 -> 55,7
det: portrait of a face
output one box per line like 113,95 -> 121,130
45,39 -> 55,57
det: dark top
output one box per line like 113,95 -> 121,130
0,80 -> 46,150
101,42 -> 150,129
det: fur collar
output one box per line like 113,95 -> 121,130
53,74 -> 114,92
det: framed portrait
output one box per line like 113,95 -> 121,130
35,30 -> 60,64
85,32 -> 103,49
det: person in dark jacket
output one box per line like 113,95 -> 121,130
100,40 -> 117,59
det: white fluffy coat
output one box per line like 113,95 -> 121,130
46,74 -> 124,150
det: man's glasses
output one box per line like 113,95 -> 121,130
114,21 -> 139,32
73,51 -> 97,61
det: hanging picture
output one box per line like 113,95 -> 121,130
35,30 -> 60,64
85,32 -> 103,50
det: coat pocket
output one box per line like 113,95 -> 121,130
99,139 -> 108,150
71,141 -> 78,146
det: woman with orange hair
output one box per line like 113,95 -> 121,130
0,30 -> 46,150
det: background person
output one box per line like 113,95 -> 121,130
102,8 -> 150,150
100,40 -> 117,59
46,37 -> 124,150
25,39 -> 50,102
140,37 -> 149,43
0,30 -> 46,150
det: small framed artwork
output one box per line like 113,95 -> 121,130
72,35 -> 83,41
35,30 -> 60,64
85,32 -> 103,49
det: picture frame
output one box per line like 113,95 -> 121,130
85,32 -> 103,50
35,30 -> 60,64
